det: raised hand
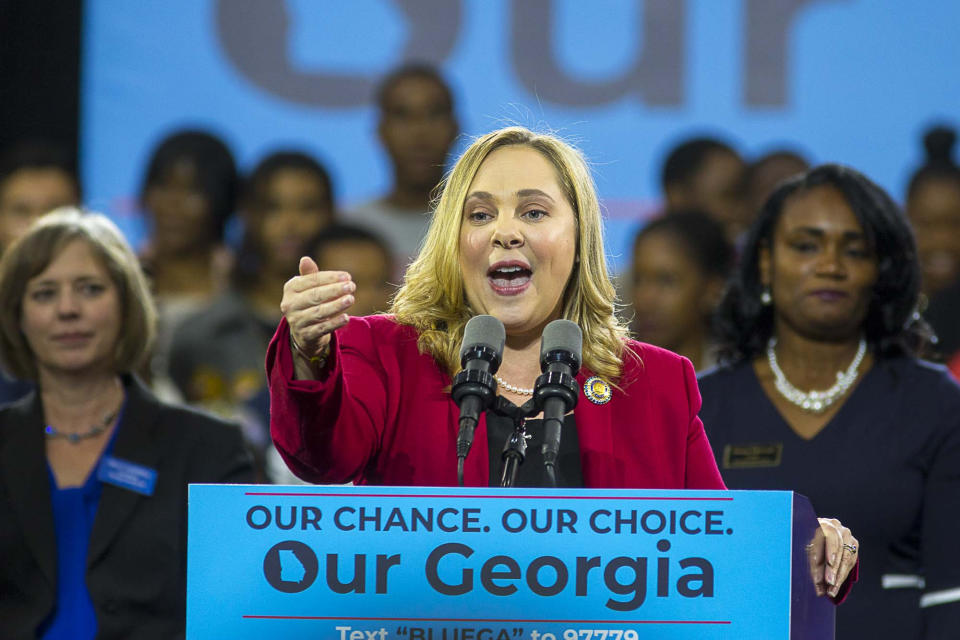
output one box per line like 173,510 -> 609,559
280,256 -> 355,375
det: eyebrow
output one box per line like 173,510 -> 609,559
28,275 -> 107,287
516,189 -> 555,202
791,227 -> 868,241
464,191 -> 495,204
465,189 -> 556,203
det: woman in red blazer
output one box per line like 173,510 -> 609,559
268,314 -> 717,489
268,126 -> 857,597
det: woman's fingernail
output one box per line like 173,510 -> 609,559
826,569 -> 836,586
830,553 -> 836,565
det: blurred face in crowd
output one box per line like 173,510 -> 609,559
379,75 -> 457,193
907,177 -> 960,295
760,186 -> 878,342
143,160 -> 215,256
459,145 -> 578,338
746,154 -> 809,224
252,168 -> 333,275
315,240 -> 393,316
0,168 -> 78,251
631,230 -> 720,352
20,239 -> 122,378
670,150 -> 746,236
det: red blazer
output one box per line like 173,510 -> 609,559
267,315 -> 725,489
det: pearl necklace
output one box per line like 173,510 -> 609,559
766,337 -> 867,414
494,374 -> 534,396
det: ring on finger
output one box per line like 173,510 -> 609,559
842,543 -> 857,554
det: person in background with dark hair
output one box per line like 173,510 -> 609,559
907,126 -> 960,298
139,130 -> 238,302
906,125 -> 960,372
660,135 -> 747,241
168,150 -> 334,474
630,210 -> 732,371
0,209 -> 252,639
699,164 -> 960,639
0,140 -> 80,256
744,149 -> 809,227
138,129 -> 239,399
0,140 -> 82,403
347,63 -> 459,273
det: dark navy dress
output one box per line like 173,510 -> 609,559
699,357 -> 960,640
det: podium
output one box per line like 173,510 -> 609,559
187,486 -> 834,639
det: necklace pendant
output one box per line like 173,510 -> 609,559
767,337 -> 866,415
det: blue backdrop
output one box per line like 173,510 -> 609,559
81,0 -> 960,273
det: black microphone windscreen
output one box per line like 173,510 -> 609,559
461,315 -> 505,360
541,319 -> 582,364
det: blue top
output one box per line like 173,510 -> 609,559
39,410 -> 123,640
699,357 -> 960,640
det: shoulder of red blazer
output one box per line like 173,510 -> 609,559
619,339 -> 692,388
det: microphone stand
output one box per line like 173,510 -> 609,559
490,396 -> 538,488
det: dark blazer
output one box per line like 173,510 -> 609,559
268,315 -> 725,489
0,375 -> 254,639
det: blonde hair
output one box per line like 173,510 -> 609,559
391,126 -> 631,381
0,207 -> 157,380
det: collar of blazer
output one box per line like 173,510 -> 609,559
0,374 -> 166,584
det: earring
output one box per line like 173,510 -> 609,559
760,287 -> 772,306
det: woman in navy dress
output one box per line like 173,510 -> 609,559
699,164 -> 960,639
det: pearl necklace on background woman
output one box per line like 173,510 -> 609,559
766,337 -> 867,413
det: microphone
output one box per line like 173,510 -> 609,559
534,319 -> 582,485
452,315 -> 505,484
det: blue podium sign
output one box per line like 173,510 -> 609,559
187,486 -> 832,639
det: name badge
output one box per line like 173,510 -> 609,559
722,442 -> 783,469
98,455 -> 158,496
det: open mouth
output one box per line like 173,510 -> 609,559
487,262 -> 533,295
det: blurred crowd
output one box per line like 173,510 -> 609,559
2,62 -> 960,637
3,64 -> 959,482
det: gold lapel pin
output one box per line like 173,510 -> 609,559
583,376 -> 612,405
